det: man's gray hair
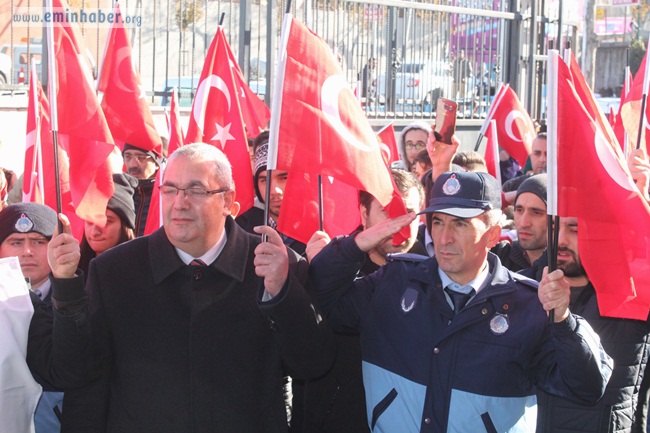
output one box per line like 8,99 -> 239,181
481,209 -> 503,228
168,143 -> 234,190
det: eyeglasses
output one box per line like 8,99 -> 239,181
159,185 -> 230,200
123,153 -> 153,163
405,142 -> 426,151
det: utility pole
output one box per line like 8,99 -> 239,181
582,0 -> 598,90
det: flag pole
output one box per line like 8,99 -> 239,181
636,40 -> 650,150
546,49 -> 562,324
265,6 -> 292,242
317,175 -> 324,231
624,49 -> 630,157
46,0 -> 63,232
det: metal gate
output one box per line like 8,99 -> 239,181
2,0 -> 576,122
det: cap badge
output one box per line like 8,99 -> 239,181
15,213 -> 35,233
490,313 -> 509,335
442,174 -> 461,196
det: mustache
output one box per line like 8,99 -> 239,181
557,246 -> 576,255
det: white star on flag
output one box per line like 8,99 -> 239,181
211,122 -> 235,149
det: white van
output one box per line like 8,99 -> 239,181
0,42 -> 43,85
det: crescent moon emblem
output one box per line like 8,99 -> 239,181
379,142 -> 391,164
192,75 -> 232,129
111,46 -> 136,94
504,110 -> 525,143
594,128 -> 635,192
321,74 -> 376,153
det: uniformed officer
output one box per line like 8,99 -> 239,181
309,170 -> 612,432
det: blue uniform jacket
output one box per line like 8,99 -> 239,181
310,235 -> 612,433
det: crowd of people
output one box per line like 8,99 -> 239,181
1,121 -> 650,433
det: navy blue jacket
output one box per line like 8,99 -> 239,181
310,235 -> 612,433
536,283 -> 650,433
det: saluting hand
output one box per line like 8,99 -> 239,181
354,212 -> 416,253
253,226 -> 289,297
538,267 -> 570,323
47,214 -> 80,279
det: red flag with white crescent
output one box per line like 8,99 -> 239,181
23,63 -> 84,240
223,42 -> 271,138
484,120 -> 501,185
50,0 -> 115,227
168,88 -> 184,156
98,3 -> 161,155
185,27 -> 254,214
614,69 -> 633,153
269,16 -> 408,243
376,123 -> 400,167
144,89 -> 185,236
554,52 -> 650,320
621,48 -> 650,153
487,86 -> 535,167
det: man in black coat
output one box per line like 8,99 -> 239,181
537,216 -> 650,433
61,143 -> 335,433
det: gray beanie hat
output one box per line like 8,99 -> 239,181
515,174 -> 547,206
107,173 -> 138,229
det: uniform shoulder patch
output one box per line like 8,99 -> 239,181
386,253 -> 429,263
511,272 -> 538,289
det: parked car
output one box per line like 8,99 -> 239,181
0,42 -> 43,85
377,61 -> 456,108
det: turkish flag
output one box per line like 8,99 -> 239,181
50,0 -> 115,227
185,27 -> 254,214
98,3 -> 161,155
23,64 -> 84,240
223,42 -> 271,138
620,49 -> 650,153
277,172 -> 361,244
144,90 -> 184,236
554,52 -> 650,320
484,120 -> 502,185
486,86 -> 535,167
376,123 -> 400,167
271,17 -> 408,243
614,69 -> 633,153
567,52 -> 618,148
168,88 -> 184,156
143,163 -> 165,236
